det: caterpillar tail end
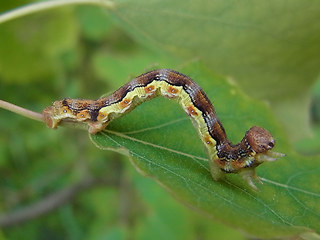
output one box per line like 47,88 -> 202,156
42,106 -> 60,129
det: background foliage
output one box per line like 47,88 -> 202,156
0,1 -> 320,239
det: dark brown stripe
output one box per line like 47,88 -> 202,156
165,70 -> 228,145
61,70 -> 231,149
92,69 -> 229,145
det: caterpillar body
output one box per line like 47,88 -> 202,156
43,69 -> 284,188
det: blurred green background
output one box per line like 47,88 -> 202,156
1,1 -> 320,239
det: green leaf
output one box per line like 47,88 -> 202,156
107,0 -> 320,141
76,6 -> 113,41
130,168 -> 246,240
0,230 -> 6,240
90,62 -> 320,238
0,7 -> 78,83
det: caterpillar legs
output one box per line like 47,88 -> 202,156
209,151 -> 285,189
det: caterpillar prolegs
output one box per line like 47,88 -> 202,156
43,69 -> 284,188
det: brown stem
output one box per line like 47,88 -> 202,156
0,99 -> 44,122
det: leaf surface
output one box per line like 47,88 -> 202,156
90,62 -> 320,238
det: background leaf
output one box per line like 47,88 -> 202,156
91,62 -> 320,238
108,0 -> 320,141
0,7 -> 78,83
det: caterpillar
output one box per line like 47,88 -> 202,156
43,69 -> 284,188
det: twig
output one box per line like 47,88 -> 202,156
0,176 -> 118,228
0,100 -> 44,122
0,0 -> 114,25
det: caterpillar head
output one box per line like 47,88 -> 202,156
245,126 -> 285,162
246,126 -> 274,153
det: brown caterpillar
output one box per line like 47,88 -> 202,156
43,69 -> 284,188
